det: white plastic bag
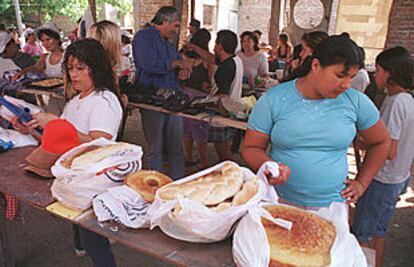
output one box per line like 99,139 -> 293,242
0,128 -> 38,147
233,203 -> 367,267
234,161 -> 367,267
93,185 -> 151,229
51,138 -> 142,211
149,161 -> 266,243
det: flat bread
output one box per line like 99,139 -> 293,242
158,162 -> 244,205
263,206 -> 336,267
65,143 -> 134,169
30,78 -> 63,87
125,170 -> 172,202
231,178 -> 258,206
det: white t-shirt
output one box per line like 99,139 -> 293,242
350,69 -> 370,93
236,51 -> 268,79
375,92 -> 414,184
61,90 -> 123,141
229,56 -> 244,101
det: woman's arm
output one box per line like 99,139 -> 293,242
186,43 -> 216,64
241,129 -> 290,184
77,131 -> 113,143
341,119 -> 391,203
241,129 -> 272,171
13,54 -> 46,80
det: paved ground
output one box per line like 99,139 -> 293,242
3,110 -> 414,267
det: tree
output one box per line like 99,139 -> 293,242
0,0 -> 132,27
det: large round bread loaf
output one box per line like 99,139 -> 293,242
125,170 -> 173,202
262,206 -> 336,267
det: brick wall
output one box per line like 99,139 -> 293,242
385,0 -> 414,56
137,0 -> 174,28
133,0 -> 188,46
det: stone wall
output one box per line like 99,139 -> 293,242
237,0 -> 272,44
335,0 -> 393,64
385,0 -> 414,57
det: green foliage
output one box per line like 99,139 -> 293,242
0,0 -> 132,26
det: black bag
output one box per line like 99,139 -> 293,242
128,84 -> 157,103
163,91 -> 191,112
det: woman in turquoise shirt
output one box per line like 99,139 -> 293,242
241,35 -> 391,207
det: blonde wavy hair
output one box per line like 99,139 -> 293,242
88,20 -> 122,68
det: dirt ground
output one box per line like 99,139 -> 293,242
3,109 -> 413,267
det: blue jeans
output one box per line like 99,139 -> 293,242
79,227 -> 116,267
140,110 -> 184,179
351,178 -> 410,243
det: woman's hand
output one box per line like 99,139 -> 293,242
27,112 -> 59,129
265,162 -> 291,185
11,117 -> 30,134
178,69 -> 191,80
12,72 -> 23,81
341,179 -> 367,204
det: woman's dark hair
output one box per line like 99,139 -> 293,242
36,29 -> 61,45
253,30 -> 262,38
63,38 -> 119,99
287,35 -> 360,80
185,28 -> 211,58
279,33 -> 288,44
121,35 -> 131,45
357,46 -> 365,69
302,31 -> 329,51
376,46 -> 413,89
240,31 -> 259,52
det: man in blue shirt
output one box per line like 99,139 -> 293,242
132,6 -> 191,179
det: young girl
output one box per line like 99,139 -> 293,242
22,28 -> 42,57
351,46 -> 414,267
13,38 -> 123,267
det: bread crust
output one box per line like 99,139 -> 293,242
60,145 -> 100,169
262,206 -> 336,267
62,143 -> 133,169
125,170 -> 173,202
157,162 -> 243,205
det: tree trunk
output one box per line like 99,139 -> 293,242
269,0 -> 281,48
173,0 -> 184,48
132,0 -> 140,31
88,0 -> 97,23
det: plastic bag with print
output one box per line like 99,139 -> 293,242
51,138 -> 142,211
148,161 -> 267,243
232,161 -> 367,267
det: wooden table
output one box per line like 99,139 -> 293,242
19,88 -> 248,131
0,147 -> 235,267
128,102 -> 247,130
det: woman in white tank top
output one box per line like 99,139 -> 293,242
15,22 -> 64,79
44,53 -> 64,78
15,23 -> 66,115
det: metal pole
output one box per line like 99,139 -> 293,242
12,0 -> 24,35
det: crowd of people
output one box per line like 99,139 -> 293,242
0,5 -> 413,267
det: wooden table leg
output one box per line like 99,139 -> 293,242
0,198 -> 15,267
